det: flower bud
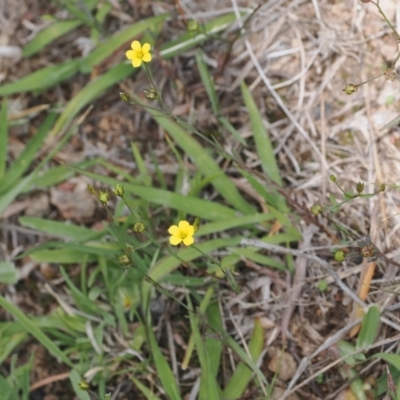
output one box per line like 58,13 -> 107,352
193,217 -> 200,232
343,83 -> 358,95
120,92 -> 132,102
311,204 -> 322,215
187,20 -> 199,32
113,184 -> 124,197
119,254 -> 130,266
99,191 -> 109,205
143,88 -> 158,100
87,185 -> 96,195
334,250 -> 346,262
385,69 -> 396,81
79,380 -> 90,391
379,183 -> 386,192
356,182 -> 364,194
133,221 -> 145,233
330,174 -> 337,182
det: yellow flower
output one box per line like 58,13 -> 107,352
126,41 -> 152,68
168,220 -> 195,246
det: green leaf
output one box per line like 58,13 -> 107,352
69,370 -> 90,400
0,60 -> 80,96
187,294 -> 221,400
0,294 -> 74,367
0,262 -> 18,284
135,97 -> 254,215
356,305 -> 380,349
373,353 -> 400,371
51,62 -> 134,137
196,50 -> 220,115
160,13 -> 244,59
222,318 -> 265,399
337,340 -> 366,366
147,321 -> 182,400
23,20 -> 82,57
0,98 -> 8,181
19,216 -> 102,241
241,82 -> 282,186
0,112 -> 57,194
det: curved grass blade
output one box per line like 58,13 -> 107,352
146,321 -> 182,400
241,82 -> 282,186
0,60 -> 80,96
0,98 -> 7,180
23,20 -> 82,57
187,294 -> 221,400
0,295 -> 74,368
51,62 -> 134,137
71,168 -> 238,220
0,112 -> 57,194
160,12 -> 246,59
134,96 -> 255,215
222,318 -> 265,399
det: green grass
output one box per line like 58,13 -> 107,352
0,2 -> 308,399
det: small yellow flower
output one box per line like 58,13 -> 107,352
126,41 -> 152,68
168,220 -> 195,246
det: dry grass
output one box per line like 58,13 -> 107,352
2,0 -> 400,398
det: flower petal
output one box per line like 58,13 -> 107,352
131,40 -> 141,50
178,220 -> 190,230
170,236 -> 182,245
168,225 -> 179,235
125,50 -> 135,60
142,53 -> 152,62
185,225 -> 194,236
183,236 -> 194,246
142,43 -> 151,53
131,58 -> 142,68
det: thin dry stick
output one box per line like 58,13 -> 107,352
285,318 -> 362,396
240,239 -> 366,307
240,239 -> 400,334
282,333 -> 400,399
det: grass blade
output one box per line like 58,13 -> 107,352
146,321 -> 182,400
241,82 -> 282,186
0,112 -> 57,194
0,60 -> 80,96
0,98 -> 8,181
51,62 -> 133,136
222,318 -> 267,398
23,20 -> 82,57
0,295 -> 73,367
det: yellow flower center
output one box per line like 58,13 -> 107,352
137,50 -> 143,59
180,232 -> 187,239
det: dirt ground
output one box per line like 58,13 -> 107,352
2,0 -> 400,399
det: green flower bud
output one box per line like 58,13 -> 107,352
310,204 -> 322,215
330,174 -> 337,182
343,83 -> 358,95
379,183 -> 386,192
99,191 -> 109,205
193,217 -> 200,232
356,182 -> 364,194
87,185 -> 96,195
187,20 -> 199,32
120,92 -> 132,102
143,88 -> 158,100
79,380 -> 90,391
113,184 -> 124,197
119,254 -> 130,266
133,221 -> 145,233
334,250 -> 346,262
